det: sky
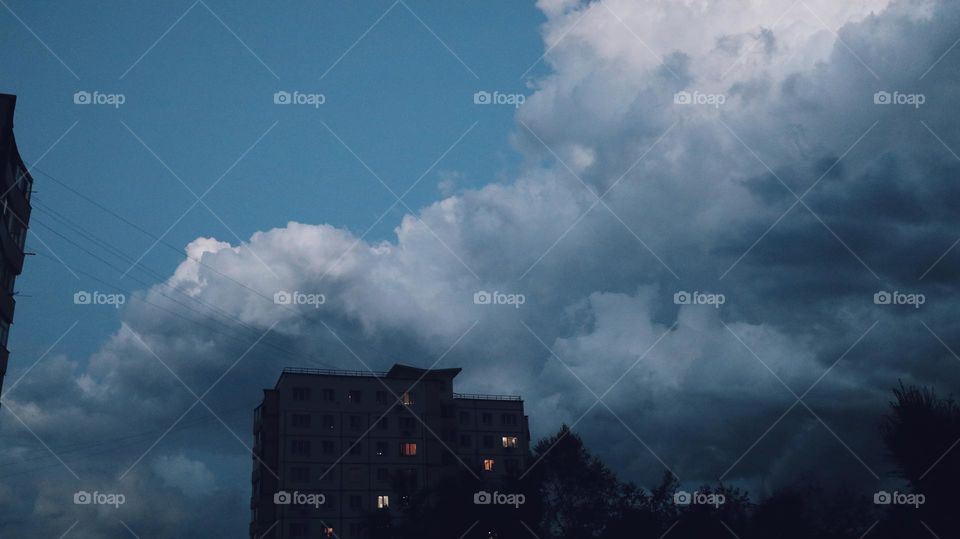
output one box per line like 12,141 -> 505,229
3,0 -> 960,536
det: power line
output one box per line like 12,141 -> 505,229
31,204 -> 328,367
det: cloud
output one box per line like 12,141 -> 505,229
5,0 -> 960,535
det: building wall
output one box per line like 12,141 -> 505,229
0,94 -> 33,397
250,366 -> 529,539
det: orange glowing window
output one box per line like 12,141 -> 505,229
400,443 -> 417,456
483,459 -> 495,472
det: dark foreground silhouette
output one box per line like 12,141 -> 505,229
356,382 -> 959,538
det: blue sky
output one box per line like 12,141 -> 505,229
2,0 -> 543,359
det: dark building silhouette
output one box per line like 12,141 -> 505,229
251,364 -> 529,539
0,95 -> 33,399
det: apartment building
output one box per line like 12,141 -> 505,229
250,364 -> 529,538
0,94 -> 34,399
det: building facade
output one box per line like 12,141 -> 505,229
0,95 -> 33,399
250,364 -> 530,539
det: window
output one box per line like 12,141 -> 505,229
349,415 -> 362,430
502,436 -> 519,448
379,417 -> 389,430
291,439 -> 311,456
348,390 -> 362,403
289,523 -> 307,537
347,466 -> 362,484
377,467 -> 389,481
349,441 -> 362,456
459,435 -> 471,447
506,458 -> 519,472
322,415 -> 334,430
291,466 -> 310,483
349,495 -> 362,510
349,523 -> 362,536
400,443 -> 417,456
401,391 -> 414,405
322,388 -> 335,401
291,413 -> 311,428
502,413 -> 518,425
377,495 -> 390,509
481,412 -> 492,425
376,441 -> 388,456
459,411 -> 470,424
376,391 -> 388,404
323,528 -> 335,538
292,387 -> 311,401
441,405 -> 453,418
483,435 -> 493,448
483,459 -> 495,472
322,440 -> 335,455
399,417 -> 415,431
403,468 -> 419,490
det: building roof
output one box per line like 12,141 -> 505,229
386,363 -> 462,379
275,363 -> 462,386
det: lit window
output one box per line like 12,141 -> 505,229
483,459 -> 495,472
324,528 -> 334,537
348,390 -> 362,403
377,495 -> 390,509
401,391 -> 414,405
400,443 -> 417,456
502,436 -> 518,448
